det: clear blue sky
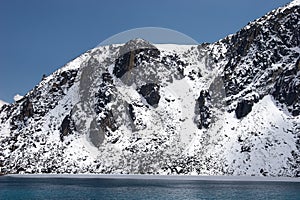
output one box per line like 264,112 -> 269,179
0,0 -> 291,103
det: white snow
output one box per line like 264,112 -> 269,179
155,44 -> 196,52
216,95 -> 298,176
163,78 -> 198,147
13,94 -> 23,102
0,99 -> 8,108
287,0 -> 300,8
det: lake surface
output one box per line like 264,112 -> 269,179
1,176 -> 300,200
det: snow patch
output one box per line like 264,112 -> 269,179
0,100 -> 8,108
13,94 -> 23,102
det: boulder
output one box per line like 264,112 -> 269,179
138,83 -> 160,107
235,99 -> 253,119
59,115 -> 75,141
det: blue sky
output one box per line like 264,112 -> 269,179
0,0 -> 291,103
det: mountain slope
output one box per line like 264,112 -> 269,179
0,1 -> 299,176
0,100 -> 8,109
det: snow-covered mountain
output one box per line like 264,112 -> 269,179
0,100 -> 8,109
0,1 -> 299,176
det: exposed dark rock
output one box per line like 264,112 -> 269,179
99,110 -> 118,132
60,115 -> 75,141
95,84 -> 113,111
272,58 -> 300,116
196,90 -> 211,129
118,39 -> 158,55
102,72 -> 113,84
92,72 -> 117,142
241,145 -> 251,153
113,39 -> 160,80
198,90 -> 207,108
235,99 -> 254,119
41,74 -> 47,80
113,51 -> 133,78
222,6 -> 300,98
94,73 -> 115,114
138,83 -> 160,107
59,71 -> 69,86
17,97 -> 34,121
260,168 -> 268,176
113,48 -> 160,79
16,167 -> 25,173
50,83 -> 60,93
49,70 -> 78,93
128,104 -> 136,121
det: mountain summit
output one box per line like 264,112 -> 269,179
0,1 -> 299,176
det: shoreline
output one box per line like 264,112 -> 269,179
3,174 -> 300,182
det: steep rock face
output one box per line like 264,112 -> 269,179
222,4 -> 299,117
235,100 -> 254,119
114,49 -> 160,80
272,58 -> 300,116
195,90 -> 211,129
138,83 -> 161,107
60,114 -> 76,141
0,1 -> 299,176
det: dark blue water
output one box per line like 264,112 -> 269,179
1,177 -> 300,200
